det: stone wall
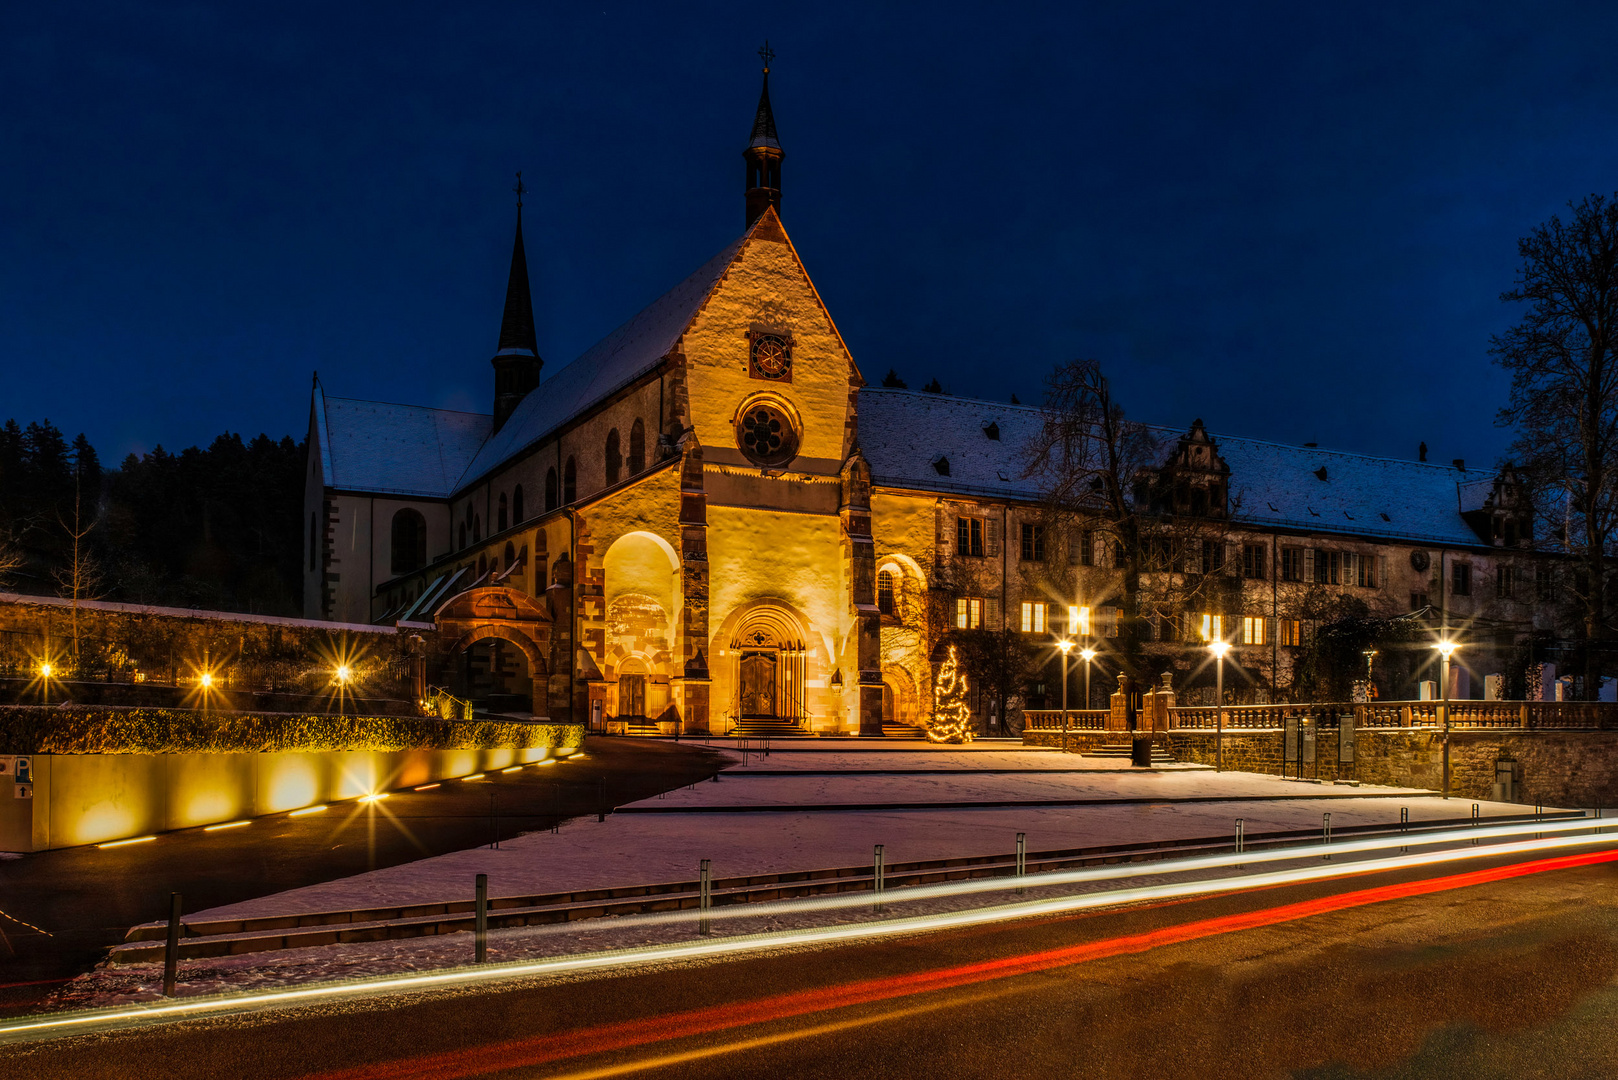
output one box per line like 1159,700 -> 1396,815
1026,724 -> 1618,807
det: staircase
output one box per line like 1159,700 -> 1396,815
882,723 -> 927,738
729,717 -> 812,738
1083,743 -> 1177,765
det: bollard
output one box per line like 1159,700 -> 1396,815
1400,807 -> 1408,853
1536,802 -> 1543,840
552,784 -> 561,835
699,859 -> 712,936
598,777 -> 607,822
162,892 -> 183,997
765,735 -> 771,758
1322,812 -> 1331,859
1472,803 -> 1480,845
490,792 -> 500,850
874,844 -> 886,914
1015,833 -> 1027,895
1235,818 -> 1245,857
475,873 -> 488,964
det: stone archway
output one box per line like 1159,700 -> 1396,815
431,586 -> 553,716
715,600 -> 815,727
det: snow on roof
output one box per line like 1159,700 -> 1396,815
456,234 -> 747,485
858,388 -> 1485,547
320,395 -> 490,499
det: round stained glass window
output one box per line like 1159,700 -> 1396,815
736,402 -> 799,466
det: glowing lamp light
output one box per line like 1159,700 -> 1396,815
199,672 -> 214,689
1436,641 -> 1459,660
289,805 -> 328,817
1055,638 -> 1074,655
358,792 -> 390,804
97,836 -> 156,849
38,662 -> 52,679
1209,640 -> 1231,659
1080,647 -> 1097,663
335,665 -> 353,684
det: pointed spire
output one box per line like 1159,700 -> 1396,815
743,44 -> 784,228
492,173 -> 542,433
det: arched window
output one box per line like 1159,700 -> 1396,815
563,456 -> 577,503
498,493 -> 508,532
512,485 -> 524,524
504,541 -> 516,570
545,468 -> 558,512
605,429 -> 622,486
629,419 -> 646,474
877,570 -> 896,615
390,508 -> 427,575
458,522 -> 467,550
473,514 -> 481,543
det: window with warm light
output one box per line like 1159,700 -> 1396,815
1068,605 -> 1090,636
877,570 -> 896,615
1020,601 -> 1047,633
956,597 -> 982,629
1280,619 -> 1303,647
1242,616 -> 1265,645
1200,613 -> 1223,642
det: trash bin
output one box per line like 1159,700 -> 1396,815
1131,738 -> 1153,768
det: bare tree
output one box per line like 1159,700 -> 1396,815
1493,194 -> 1618,698
54,450 -> 104,665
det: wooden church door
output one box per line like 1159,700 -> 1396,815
739,652 -> 776,717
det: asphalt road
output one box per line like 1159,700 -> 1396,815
0,736 -> 727,1010
11,844 -> 1618,1079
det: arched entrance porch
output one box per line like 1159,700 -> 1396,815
431,586 -> 553,716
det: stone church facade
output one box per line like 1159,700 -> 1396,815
304,66 -> 1578,734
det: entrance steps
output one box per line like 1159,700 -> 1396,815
1082,744 -> 1178,765
729,718 -> 812,738
882,723 -> 927,738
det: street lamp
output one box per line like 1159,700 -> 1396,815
1080,647 -> 1097,714
1436,641 -> 1458,799
1055,639 -> 1074,753
336,664 -> 353,716
1209,639 -> 1230,773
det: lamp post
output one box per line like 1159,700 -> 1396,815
1437,641 -> 1457,799
1209,639 -> 1230,772
1056,639 -> 1073,753
1080,647 -> 1096,715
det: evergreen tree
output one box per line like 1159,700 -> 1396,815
881,368 -> 908,389
928,644 -> 974,743
921,377 -> 945,394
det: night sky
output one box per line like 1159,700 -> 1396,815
6,3 -> 1618,470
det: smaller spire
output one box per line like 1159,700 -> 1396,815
492,173 -> 542,433
742,44 -> 784,227
750,41 -> 780,150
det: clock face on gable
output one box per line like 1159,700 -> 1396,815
750,333 -> 792,382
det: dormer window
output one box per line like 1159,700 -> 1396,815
983,421 -> 1000,441
932,455 -> 950,476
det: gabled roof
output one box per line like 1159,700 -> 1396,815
454,226 -> 752,485
858,388 -> 1487,548
315,384 -> 490,498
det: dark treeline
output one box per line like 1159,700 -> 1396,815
0,419 -> 306,615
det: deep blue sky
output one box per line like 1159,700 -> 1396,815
5,3 -> 1617,469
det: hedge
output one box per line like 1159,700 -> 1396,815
0,706 -> 585,756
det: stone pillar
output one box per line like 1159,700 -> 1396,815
674,432 -> 711,735
842,452 -> 884,736
545,554 -> 575,723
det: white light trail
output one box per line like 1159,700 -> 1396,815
1,820 -> 1609,1045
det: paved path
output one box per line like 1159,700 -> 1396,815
0,737 -> 724,1014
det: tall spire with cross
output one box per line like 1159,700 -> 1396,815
743,42 -> 784,228
492,171 -> 542,433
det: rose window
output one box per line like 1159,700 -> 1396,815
737,403 -> 799,466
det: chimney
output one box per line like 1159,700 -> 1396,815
1453,458 -> 1466,471
1418,441 -> 1427,462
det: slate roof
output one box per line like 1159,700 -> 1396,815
858,388 -> 1487,548
315,387 -> 490,498
455,232 -> 747,485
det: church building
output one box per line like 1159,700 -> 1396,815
305,60 -> 1570,735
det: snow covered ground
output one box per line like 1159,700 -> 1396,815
51,739 -> 1550,1007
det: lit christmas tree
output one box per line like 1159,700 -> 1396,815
928,644 -> 974,744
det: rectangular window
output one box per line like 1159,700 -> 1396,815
1068,605 -> 1091,636
1077,530 -> 1094,566
1412,591 -> 1429,612
1199,613 -> 1224,642
1496,565 -> 1515,600
1280,619 -> 1303,647
1242,543 -> 1266,580
1242,616 -> 1266,646
1536,563 -> 1554,601
1099,606 -> 1120,638
1021,523 -> 1045,561
1201,539 -> 1225,574
956,517 -> 984,557
1453,562 -> 1472,597
1020,601 -> 1047,633
985,597 -> 1000,629
1355,553 -> 1379,588
1313,549 -> 1341,585
1280,547 -> 1304,582
956,597 -> 982,629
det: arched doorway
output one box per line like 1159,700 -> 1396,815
458,636 -> 533,715
727,604 -> 809,723
431,586 -> 553,717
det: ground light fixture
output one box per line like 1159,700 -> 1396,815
289,805 -> 327,817
462,773 -> 486,781
38,661 -> 52,678
501,766 -> 523,773
96,836 -> 156,849
357,792 -> 390,804
203,820 -> 249,832
413,783 -> 441,791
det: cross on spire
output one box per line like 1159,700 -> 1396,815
758,40 -> 774,73
512,170 -> 526,209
